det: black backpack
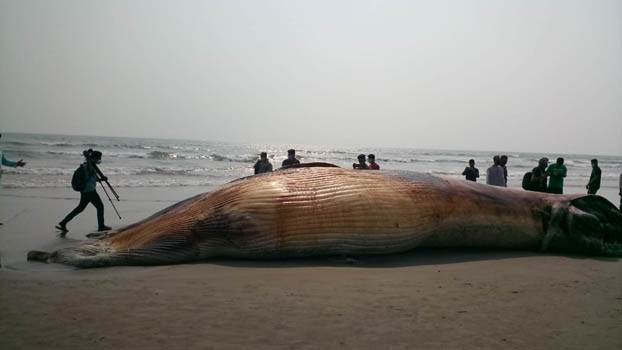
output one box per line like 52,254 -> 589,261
521,171 -> 533,191
71,165 -> 88,192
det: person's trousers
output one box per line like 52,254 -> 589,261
60,191 -> 104,227
547,187 -> 563,194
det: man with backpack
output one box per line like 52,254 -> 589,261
56,149 -> 111,234
528,157 -> 549,192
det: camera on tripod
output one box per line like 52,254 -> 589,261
83,149 -> 102,164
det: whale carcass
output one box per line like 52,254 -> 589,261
28,165 -> 622,267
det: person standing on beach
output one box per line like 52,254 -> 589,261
56,150 -> 111,234
530,158 -> 549,192
500,155 -> 508,187
281,149 -> 300,167
585,159 -> 601,195
368,154 -> 380,170
546,157 -> 567,194
619,171 -> 621,210
486,155 -> 505,186
253,152 -> 273,174
462,159 -> 479,182
0,133 -> 27,225
353,154 -> 369,169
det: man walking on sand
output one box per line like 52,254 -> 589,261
56,150 -> 111,235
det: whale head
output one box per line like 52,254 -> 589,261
544,195 -> 622,256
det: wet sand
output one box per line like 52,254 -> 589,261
1,187 -> 621,349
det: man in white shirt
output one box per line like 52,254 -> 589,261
486,155 -> 505,187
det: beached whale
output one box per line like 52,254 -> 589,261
28,164 -> 622,267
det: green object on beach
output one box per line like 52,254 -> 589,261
547,163 -> 567,191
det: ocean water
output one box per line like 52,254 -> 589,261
1,132 -> 621,202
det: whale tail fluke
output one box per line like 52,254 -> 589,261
26,234 -> 202,268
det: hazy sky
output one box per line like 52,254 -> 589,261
1,0 -> 620,155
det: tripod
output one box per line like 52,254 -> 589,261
90,161 -> 122,220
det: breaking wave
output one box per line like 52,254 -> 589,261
210,154 -> 257,163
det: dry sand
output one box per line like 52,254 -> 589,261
1,187 -> 621,349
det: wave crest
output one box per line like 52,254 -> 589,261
210,154 -> 257,163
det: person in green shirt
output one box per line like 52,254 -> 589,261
546,157 -> 567,194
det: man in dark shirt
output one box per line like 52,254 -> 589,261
353,154 -> 368,169
530,157 -> 549,193
586,158 -> 601,195
281,149 -> 300,167
462,159 -> 479,182
253,152 -> 273,174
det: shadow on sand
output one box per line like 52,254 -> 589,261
5,248 -> 619,272
201,248 -> 620,269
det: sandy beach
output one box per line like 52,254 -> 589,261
2,0 -> 621,347
1,186 -> 621,349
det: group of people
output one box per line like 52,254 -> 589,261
528,157 -> 601,195
462,155 -> 604,196
483,155 -> 509,187
253,149 -> 301,174
253,150 -> 381,174
352,154 -> 380,170
462,155 -> 509,186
